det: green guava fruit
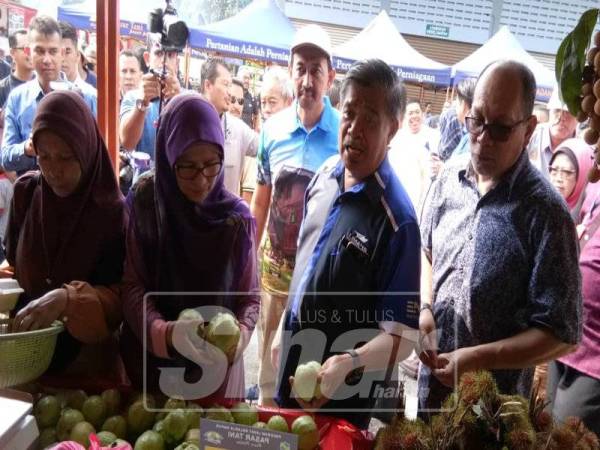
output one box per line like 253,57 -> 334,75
134,430 -> 165,450
291,415 -> 319,450
82,395 -> 107,428
34,395 -> 61,428
267,415 -> 289,432
293,361 -> 322,402
102,415 -> 128,439
102,389 -> 122,417
70,421 -> 96,447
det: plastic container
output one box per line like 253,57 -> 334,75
0,279 -> 24,313
0,320 -> 63,388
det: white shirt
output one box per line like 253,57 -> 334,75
221,113 -> 259,195
388,126 -> 439,212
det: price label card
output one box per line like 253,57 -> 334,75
200,419 -> 298,450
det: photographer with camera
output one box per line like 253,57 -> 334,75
119,37 -> 181,161
119,1 -> 188,173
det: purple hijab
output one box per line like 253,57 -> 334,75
133,93 -> 255,316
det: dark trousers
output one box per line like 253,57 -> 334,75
546,360 -> 600,436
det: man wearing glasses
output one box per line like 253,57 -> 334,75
526,88 -> 578,178
200,58 -> 258,197
228,78 -> 245,120
417,60 -> 582,413
0,29 -> 33,109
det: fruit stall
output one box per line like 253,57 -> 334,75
0,293 -> 375,450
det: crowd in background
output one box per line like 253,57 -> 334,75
0,12 -> 598,435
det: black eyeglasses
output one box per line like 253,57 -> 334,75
230,95 -> 244,106
174,161 -> 222,180
465,116 -> 530,142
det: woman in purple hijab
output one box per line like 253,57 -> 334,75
120,93 -> 259,404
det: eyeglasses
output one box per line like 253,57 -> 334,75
465,116 -> 530,142
548,166 -> 576,178
174,161 -> 222,180
229,95 -> 244,106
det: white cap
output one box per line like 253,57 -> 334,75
290,24 -> 332,63
547,86 -> 569,111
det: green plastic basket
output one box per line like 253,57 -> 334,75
0,319 -> 64,388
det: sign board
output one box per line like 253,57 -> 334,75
426,24 -> 450,38
200,419 -> 298,450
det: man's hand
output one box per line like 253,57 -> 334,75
418,307 -> 440,369
428,152 -> 443,179
162,72 -> 181,101
432,347 -> 478,387
141,73 -> 162,106
289,353 -> 353,410
13,288 -> 68,332
24,137 -> 35,157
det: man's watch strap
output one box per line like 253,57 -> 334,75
344,349 -> 361,370
135,98 -> 148,112
420,303 -> 433,314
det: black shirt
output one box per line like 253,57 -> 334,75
241,89 -> 257,128
0,74 -> 27,109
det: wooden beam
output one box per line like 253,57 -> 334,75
96,0 -> 120,176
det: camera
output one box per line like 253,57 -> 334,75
149,0 -> 189,52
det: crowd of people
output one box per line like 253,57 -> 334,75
0,13 -> 598,435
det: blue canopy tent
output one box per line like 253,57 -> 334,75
452,26 -> 554,102
57,0 -> 164,40
333,11 -> 451,87
189,0 -> 295,64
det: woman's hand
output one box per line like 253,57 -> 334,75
13,288 -> 68,332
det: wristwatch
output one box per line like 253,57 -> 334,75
344,349 -> 362,370
420,303 -> 434,314
135,98 -> 148,112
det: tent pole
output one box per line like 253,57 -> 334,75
419,84 -> 424,104
184,44 -> 191,90
97,0 -> 120,175
445,85 -> 450,103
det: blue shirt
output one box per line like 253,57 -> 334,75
450,130 -> 470,159
438,107 -> 465,161
1,77 -> 97,173
276,155 -> 421,427
256,96 -> 340,295
120,90 -> 160,159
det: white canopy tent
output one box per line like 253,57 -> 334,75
333,10 -> 451,87
452,26 -> 554,102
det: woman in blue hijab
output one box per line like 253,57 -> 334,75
120,93 -> 259,404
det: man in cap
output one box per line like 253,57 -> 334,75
251,24 -> 339,406
526,87 -> 578,178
